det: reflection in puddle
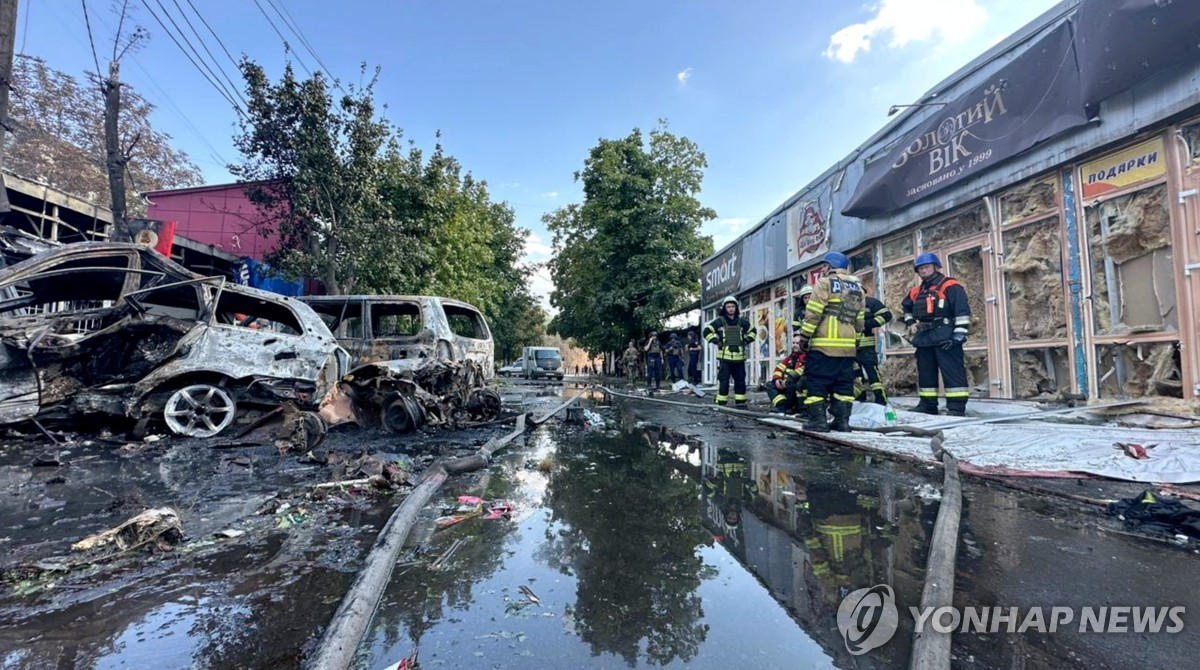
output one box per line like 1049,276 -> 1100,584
363,419 -> 935,669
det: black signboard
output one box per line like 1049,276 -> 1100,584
701,240 -> 742,307
842,21 -> 1088,219
1077,0 -> 1200,112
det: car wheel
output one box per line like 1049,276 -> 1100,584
163,384 -> 237,438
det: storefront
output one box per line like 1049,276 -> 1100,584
698,0 -> 1200,400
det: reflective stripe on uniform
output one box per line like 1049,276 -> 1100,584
772,394 -> 786,406
810,338 -> 856,348
944,388 -> 970,398
815,523 -> 861,562
833,393 -> 857,403
918,387 -> 939,398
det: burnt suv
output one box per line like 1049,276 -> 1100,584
301,295 -> 495,378
0,244 -> 348,437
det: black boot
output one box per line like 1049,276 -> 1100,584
871,389 -> 888,406
829,401 -> 852,432
946,400 -> 967,417
804,401 -> 829,433
915,399 -> 940,415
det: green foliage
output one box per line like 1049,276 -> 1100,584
231,61 -> 404,295
3,55 -> 202,216
231,59 -> 543,353
547,124 -> 715,353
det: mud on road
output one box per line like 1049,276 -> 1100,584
0,382 -> 564,669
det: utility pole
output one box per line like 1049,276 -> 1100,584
0,0 -> 19,214
102,60 -> 126,229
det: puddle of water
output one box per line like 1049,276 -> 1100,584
358,418 -> 934,669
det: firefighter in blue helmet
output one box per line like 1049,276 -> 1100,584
902,252 -> 971,416
703,295 -> 755,405
795,252 -> 865,432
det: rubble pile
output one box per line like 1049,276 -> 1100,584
319,359 -> 502,433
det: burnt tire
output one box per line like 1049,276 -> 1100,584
163,384 -> 237,438
381,393 -> 425,434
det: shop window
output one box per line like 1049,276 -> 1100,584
1085,184 -> 1176,335
1010,347 -> 1070,399
999,176 -> 1058,226
921,204 -> 988,248
857,270 -> 876,298
1002,217 -> 1066,341
1095,342 -> 1183,398
965,351 -> 990,397
850,249 -> 874,274
881,235 -> 912,263
790,274 -> 809,293
945,247 -> 988,345
880,355 -> 916,396
1182,120 -> 1200,164
773,298 -> 788,358
881,264 -> 916,348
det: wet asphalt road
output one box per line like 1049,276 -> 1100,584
0,380 -> 1197,669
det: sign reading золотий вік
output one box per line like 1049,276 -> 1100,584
842,20 -> 1088,219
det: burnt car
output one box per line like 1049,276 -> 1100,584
0,244 -> 348,437
301,295 -> 495,378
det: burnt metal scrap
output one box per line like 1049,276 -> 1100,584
319,358 -> 502,434
0,243 -> 348,438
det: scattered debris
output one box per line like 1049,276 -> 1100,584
914,483 -> 943,501
1109,490 -> 1200,539
1114,442 -> 1156,459
214,529 -> 245,539
71,507 -> 184,554
429,537 -> 466,571
518,584 -> 541,605
319,359 -> 501,434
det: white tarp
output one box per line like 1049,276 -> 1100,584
763,403 -> 1200,484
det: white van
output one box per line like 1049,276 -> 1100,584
521,346 -> 564,381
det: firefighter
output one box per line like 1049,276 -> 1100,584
796,252 -> 865,432
902,252 -> 971,416
857,294 -> 893,405
703,295 -> 755,406
768,334 -> 806,414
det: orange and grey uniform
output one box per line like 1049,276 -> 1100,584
856,296 -> 893,403
703,297 -> 755,405
796,269 -> 865,406
901,272 -> 971,413
767,350 -> 806,409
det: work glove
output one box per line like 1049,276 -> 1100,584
941,331 -> 967,350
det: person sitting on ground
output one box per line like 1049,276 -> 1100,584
768,334 -> 807,414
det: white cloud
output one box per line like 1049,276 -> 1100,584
523,232 -> 553,262
824,0 -> 988,63
701,217 -> 754,251
541,191 -> 558,199
677,67 -> 693,85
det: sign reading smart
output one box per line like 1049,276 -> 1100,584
702,241 -> 742,307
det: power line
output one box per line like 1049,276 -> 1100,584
137,0 -> 245,117
79,0 -> 103,78
182,0 -> 240,71
149,0 -> 245,110
166,0 -> 247,108
250,0 -> 313,78
264,0 -> 343,91
18,0 -> 29,54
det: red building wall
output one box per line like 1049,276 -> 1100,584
144,183 -> 282,261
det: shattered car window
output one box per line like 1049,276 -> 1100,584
309,300 -> 365,338
130,282 -> 205,321
372,302 -> 422,338
213,289 -> 304,336
0,255 -> 134,319
445,305 -> 489,340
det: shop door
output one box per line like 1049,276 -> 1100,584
943,241 -> 1000,398
1178,164 -> 1200,399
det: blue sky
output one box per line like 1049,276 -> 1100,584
23,0 -> 1059,306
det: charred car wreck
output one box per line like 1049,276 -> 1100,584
0,244 -> 348,437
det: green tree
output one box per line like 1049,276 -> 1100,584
231,61 -> 414,295
3,55 -> 202,216
547,124 -> 715,353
